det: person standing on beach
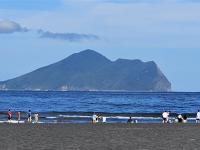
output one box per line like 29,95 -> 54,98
127,117 -> 134,123
177,114 -> 183,123
102,116 -> 107,123
34,114 -> 39,123
8,109 -> 12,123
196,110 -> 200,123
17,112 -> 21,123
182,114 -> 187,123
27,110 -> 32,123
162,111 -> 169,123
92,113 -> 97,123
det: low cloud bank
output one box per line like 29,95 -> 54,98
0,20 -> 28,34
38,30 -> 100,42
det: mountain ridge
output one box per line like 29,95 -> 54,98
0,49 -> 171,91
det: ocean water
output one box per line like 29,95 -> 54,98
0,91 -> 200,123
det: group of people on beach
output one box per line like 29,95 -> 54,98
92,110 -> 200,124
162,110 -> 200,123
7,109 -> 39,123
6,110 -> 200,124
92,113 -> 107,123
92,113 -> 138,124
127,117 -> 138,123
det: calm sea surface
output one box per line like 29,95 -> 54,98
0,91 -> 200,123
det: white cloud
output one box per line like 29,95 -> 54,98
4,0 -> 200,48
0,20 -> 28,33
38,30 -> 100,42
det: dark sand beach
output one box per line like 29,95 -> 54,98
0,124 -> 200,150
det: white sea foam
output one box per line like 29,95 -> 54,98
59,115 -> 91,118
32,121 -> 45,124
108,116 -> 162,120
0,120 -> 25,123
46,116 -> 57,119
57,115 -> 162,120
187,118 -> 196,120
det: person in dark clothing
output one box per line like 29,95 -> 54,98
28,110 -> 32,123
177,114 -> 183,123
182,114 -> 187,123
8,109 -> 12,123
127,117 -> 134,123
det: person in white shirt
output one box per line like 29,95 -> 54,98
92,113 -> 97,123
196,110 -> 200,123
34,114 -> 39,123
162,111 -> 169,123
102,116 -> 106,123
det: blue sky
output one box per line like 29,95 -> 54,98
0,0 -> 200,91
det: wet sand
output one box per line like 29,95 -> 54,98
0,123 -> 200,150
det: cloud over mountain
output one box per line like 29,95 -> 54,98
0,20 -> 28,34
38,30 -> 100,42
0,20 -> 100,42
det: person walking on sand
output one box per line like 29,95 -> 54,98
8,109 -> 12,123
27,110 -> 32,123
17,112 -> 21,123
196,110 -> 200,123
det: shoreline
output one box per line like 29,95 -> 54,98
0,112 -> 198,124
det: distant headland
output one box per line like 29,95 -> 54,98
0,49 -> 171,91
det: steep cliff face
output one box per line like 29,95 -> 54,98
0,49 -> 171,91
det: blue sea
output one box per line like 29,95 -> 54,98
0,91 -> 200,123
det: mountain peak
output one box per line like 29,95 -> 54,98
68,49 -> 108,60
79,49 -> 98,54
62,49 -> 111,66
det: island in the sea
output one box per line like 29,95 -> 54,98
0,49 -> 171,91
